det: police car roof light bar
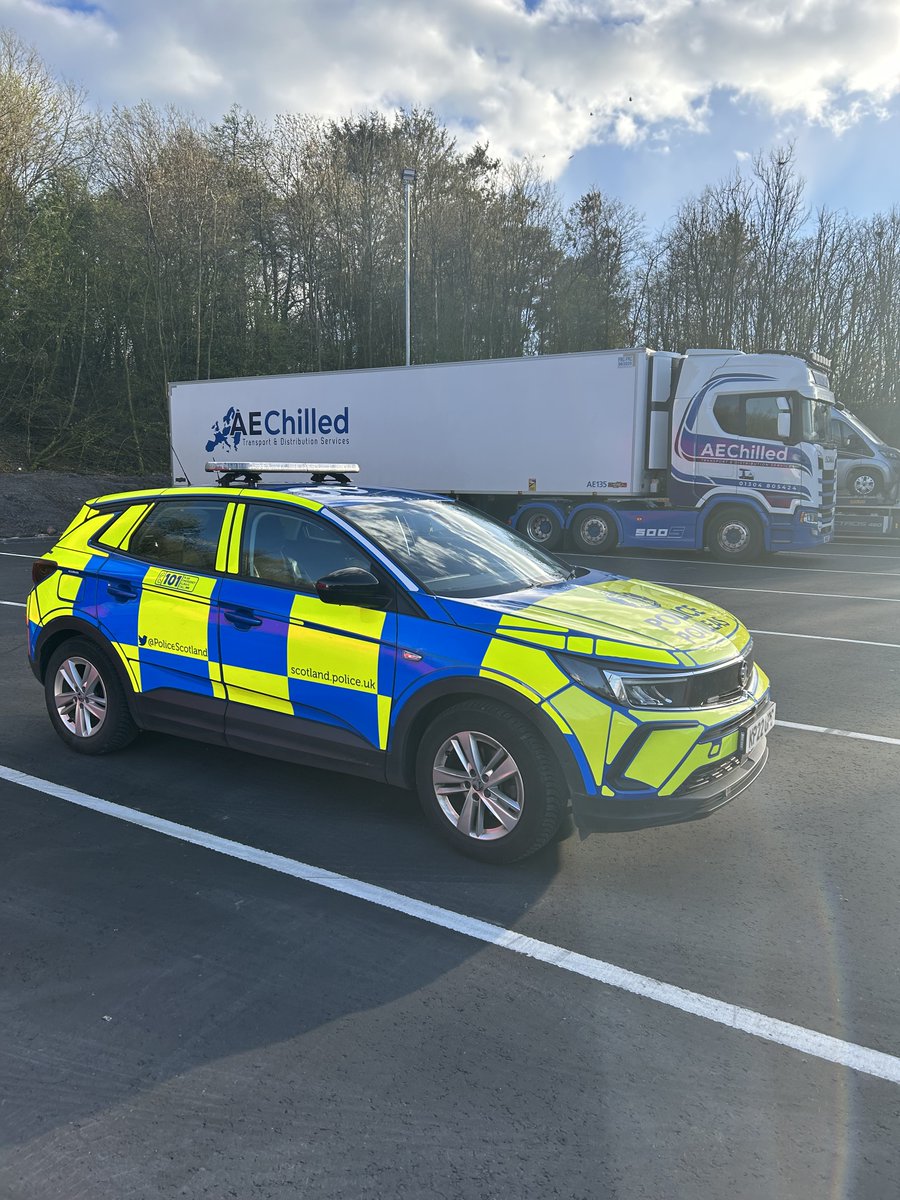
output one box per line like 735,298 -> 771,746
205,462 -> 361,488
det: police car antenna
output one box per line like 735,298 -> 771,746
205,461 -> 361,488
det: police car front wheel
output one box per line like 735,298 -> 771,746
415,700 -> 567,863
45,638 -> 138,755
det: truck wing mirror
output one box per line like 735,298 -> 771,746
776,412 -> 791,440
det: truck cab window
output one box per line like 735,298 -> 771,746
716,393 -> 794,441
743,395 -> 782,440
713,394 -> 743,435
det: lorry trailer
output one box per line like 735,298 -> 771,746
170,347 -> 837,562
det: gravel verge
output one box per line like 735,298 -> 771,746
0,472 -> 168,540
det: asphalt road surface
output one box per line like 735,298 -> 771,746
1,536 -> 898,1200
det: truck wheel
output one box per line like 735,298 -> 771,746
415,700 -> 567,864
847,467 -> 883,499
706,509 -> 762,563
45,637 -> 139,754
517,507 -> 563,551
569,510 -> 618,554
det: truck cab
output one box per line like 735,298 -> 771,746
666,350 -> 837,555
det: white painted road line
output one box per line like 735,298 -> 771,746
2,762 -> 899,1086
751,629 -> 900,649
654,582 -> 900,604
0,600 -> 25,608
592,554 -> 900,579
818,550 -> 900,560
0,550 -> 38,559
775,720 -> 900,747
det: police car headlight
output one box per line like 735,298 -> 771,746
552,653 -> 690,708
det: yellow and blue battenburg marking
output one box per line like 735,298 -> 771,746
27,502 -> 111,658
214,574 -> 396,747
411,582 -> 765,799
28,485 -> 768,806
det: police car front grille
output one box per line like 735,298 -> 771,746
681,753 -> 743,793
687,655 -> 753,708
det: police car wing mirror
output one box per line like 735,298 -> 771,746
315,567 -> 388,608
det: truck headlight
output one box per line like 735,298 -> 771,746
552,653 -> 690,708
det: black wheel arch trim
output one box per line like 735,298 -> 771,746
31,618 -> 138,712
566,501 -> 624,538
385,675 -> 587,797
699,498 -> 768,551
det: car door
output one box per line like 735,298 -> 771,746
217,500 -> 398,773
95,497 -> 234,736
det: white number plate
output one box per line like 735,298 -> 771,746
744,704 -> 776,753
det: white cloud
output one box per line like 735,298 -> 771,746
1,0 -> 898,176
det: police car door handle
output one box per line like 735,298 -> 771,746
223,606 -> 263,630
107,580 -> 139,601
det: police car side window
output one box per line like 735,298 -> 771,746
241,506 -> 373,589
129,502 -> 226,572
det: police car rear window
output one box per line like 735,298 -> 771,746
129,502 -> 227,572
96,504 -> 153,551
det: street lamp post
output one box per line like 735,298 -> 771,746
402,168 -> 416,366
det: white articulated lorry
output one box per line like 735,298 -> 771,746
169,347 -> 837,561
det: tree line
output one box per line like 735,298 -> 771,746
1,29 -> 898,473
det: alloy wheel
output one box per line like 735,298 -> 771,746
431,729 -> 524,840
54,656 -> 108,738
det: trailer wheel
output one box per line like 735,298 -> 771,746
706,508 -> 763,562
569,510 -> 618,555
847,467 -> 884,499
517,507 -> 563,551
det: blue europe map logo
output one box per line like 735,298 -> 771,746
206,407 -> 242,454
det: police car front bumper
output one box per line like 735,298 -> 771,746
571,703 -> 773,831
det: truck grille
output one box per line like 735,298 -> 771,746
822,464 -> 837,514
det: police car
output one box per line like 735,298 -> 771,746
26,463 -> 775,863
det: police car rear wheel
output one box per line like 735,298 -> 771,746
416,700 -> 566,863
45,638 -> 138,755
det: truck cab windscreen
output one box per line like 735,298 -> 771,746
796,396 -> 834,444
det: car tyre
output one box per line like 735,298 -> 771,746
415,699 -> 568,864
517,507 -> 563,552
706,508 -> 763,563
45,637 -> 139,755
846,467 -> 883,499
569,509 -> 618,554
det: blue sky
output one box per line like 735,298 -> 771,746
3,0 -> 899,232
559,89 -> 900,231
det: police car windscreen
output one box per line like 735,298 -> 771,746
344,500 -> 569,598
